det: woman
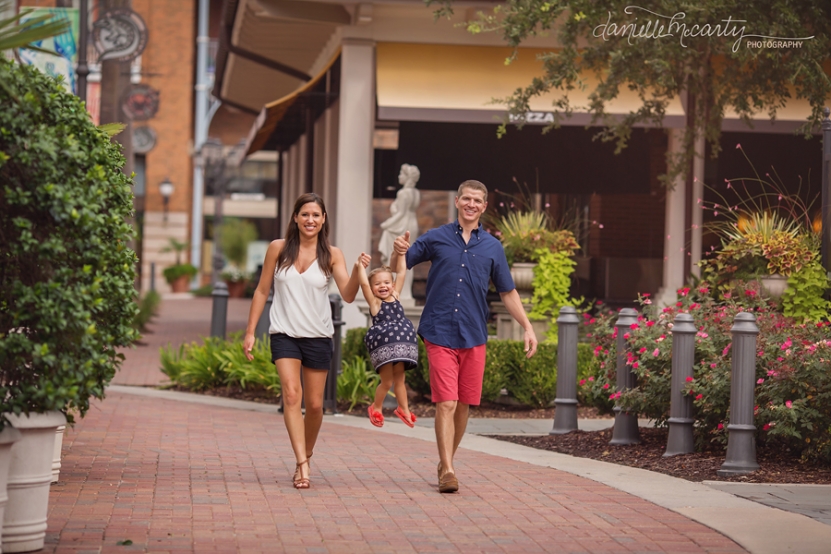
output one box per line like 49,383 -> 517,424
244,193 -> 370,489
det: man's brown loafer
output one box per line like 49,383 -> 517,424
439,471 -> 459,493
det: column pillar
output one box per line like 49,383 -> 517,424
335,39 -> 375,329
656,128 -> 687,307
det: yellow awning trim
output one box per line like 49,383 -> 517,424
376,42 -> 685,121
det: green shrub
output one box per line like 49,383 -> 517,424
781,254 -> 831,323
220,217 -> 257,269
337,356 -> 379,410
342,327 -> 370,369
586,287 -> 831,462
191,284 -> 213,297
482,341 -> 520,402
511,343 -> 559,408
221,335 -> 279,394
482,340 -> 595,408
341,326 -> 431,400
160,343 -> 185,382
160,333 -> 278,394
407,338 -> 431,398
132,290 -> 161,332
0,59 -> 137,427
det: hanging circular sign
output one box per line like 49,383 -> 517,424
92,8 -> 148,63
121,84 -> 160,121
132,126 -> 157,154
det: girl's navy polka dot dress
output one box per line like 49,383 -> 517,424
364,298 -> 418,372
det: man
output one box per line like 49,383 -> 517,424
391,180 -> 538,493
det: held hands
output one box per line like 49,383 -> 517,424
355,252 -> 371,269
393,231 -> 410,255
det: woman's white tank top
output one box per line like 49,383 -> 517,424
269,259 -> 334,338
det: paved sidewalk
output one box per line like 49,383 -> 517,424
60,298 -> 828,553
49,390 -> 746,554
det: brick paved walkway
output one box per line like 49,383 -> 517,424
46,297 -> 748,553
47,392 -> 744,553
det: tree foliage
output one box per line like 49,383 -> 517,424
0,59 -> 138,428
428,0 -> 831,181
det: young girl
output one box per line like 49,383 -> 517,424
357,252 -> 419,428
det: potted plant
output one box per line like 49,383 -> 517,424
161,238 -> 197,293
701,211 -> 815,299
0,59 -> 138,551
218,218 -> 257,297
220,266 -> 249,298
493,211 -> 580,293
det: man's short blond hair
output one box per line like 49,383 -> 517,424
457,180 -> 488,202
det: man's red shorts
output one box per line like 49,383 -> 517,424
423,339 -> 486,406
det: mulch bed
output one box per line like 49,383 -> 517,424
166,385 -> 830,484
492,427 -> 831,484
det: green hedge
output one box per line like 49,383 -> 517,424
161,328 -> 598,410
343,328 -> 595,408
0,60 -> 138,427
160,332 -> 279,394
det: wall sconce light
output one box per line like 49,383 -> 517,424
159,177 -> 174,223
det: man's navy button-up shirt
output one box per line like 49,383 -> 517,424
406,221 -> 515,349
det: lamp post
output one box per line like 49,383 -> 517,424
200,138 -> 226,286
159,177 -> 174,224
77,0 -> 89,103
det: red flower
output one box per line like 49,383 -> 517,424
695,394 -> 703,400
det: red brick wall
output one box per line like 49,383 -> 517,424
132,0 -> 195,219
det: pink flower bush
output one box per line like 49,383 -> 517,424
582,283 -> 831,461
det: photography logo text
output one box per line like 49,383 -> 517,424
592,6 -> 814,52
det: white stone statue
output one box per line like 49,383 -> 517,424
378,163 -> 421,305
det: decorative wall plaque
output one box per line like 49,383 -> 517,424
132,126 -> 157,154
121,84 -> 160,121
92,8 -> 148,63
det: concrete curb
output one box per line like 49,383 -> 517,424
106,385 -> 831,554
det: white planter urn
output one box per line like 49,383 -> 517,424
760,274 -> 788,300
3,411 -> 66,553
0,427 -> 22,553
51,426 -> 65,484
510,262 -> 537,297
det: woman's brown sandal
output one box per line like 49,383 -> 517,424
293,459 -> 310,489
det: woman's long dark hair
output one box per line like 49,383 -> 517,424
276,193 -> 333,277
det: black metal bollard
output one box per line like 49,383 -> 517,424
324,294 -> 344,415
551,306 -> 580,435
150,262 -> 156,292
210,282 -> 229,338
718,312 -> 760,476
254,290 -> 273,339
610,307 -> 640,445
664,313 -> 697,456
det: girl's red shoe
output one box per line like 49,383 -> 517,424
367,405 -> 384,427
394,407 -> 416,428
